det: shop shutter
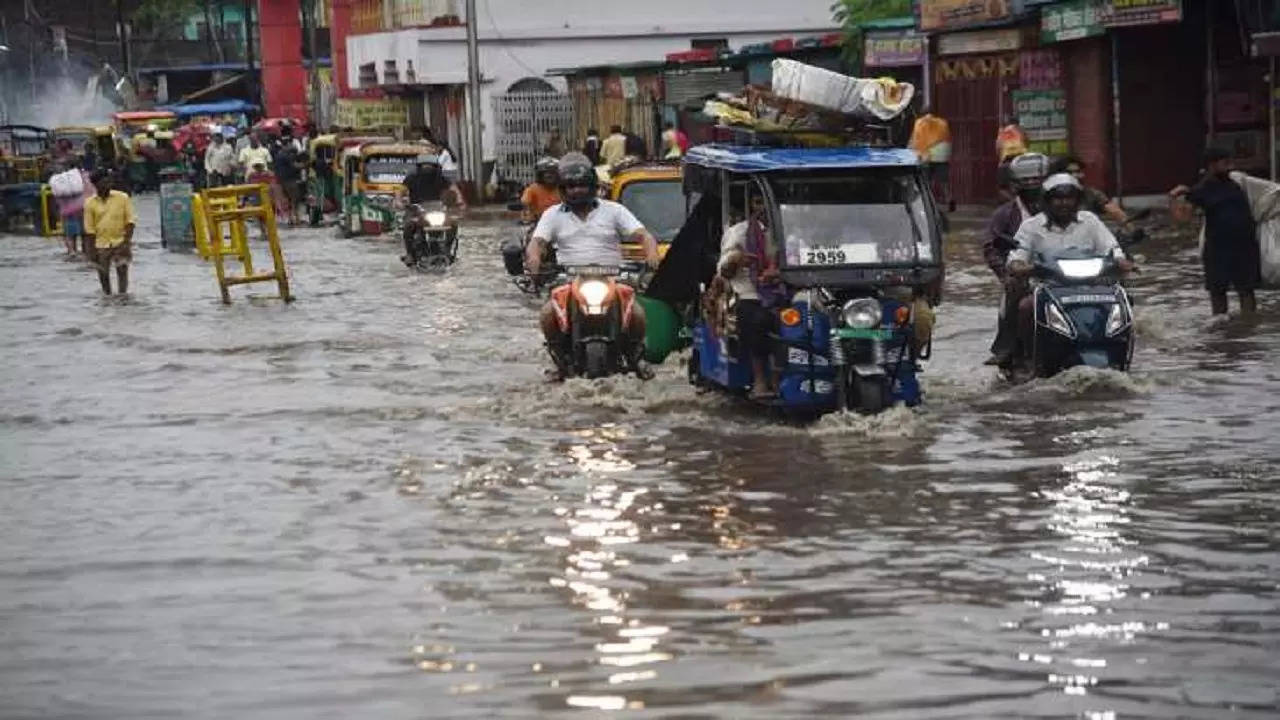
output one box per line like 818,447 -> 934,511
663,69 -> 747,107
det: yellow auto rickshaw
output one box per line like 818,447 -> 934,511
338,142 -> 434,238
305,133 -> 394,226
608,163 -> 683,262
52,125 -> 118,168
0,125 -> 52,183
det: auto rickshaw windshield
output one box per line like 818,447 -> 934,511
770,171 -> 936,268
617,180 -> 684,242
363,155 -> 416,184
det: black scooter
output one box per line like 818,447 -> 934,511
1029,228 -> 1145,377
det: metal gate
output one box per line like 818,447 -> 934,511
492,91 -> 575,186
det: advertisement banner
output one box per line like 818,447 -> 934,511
1101,0 -> 1182,27
864,31 -> 927,67
1019,49 -> 1063,90
918,0 -> 1012,32
1042,0 -> 1107,43
1012,89 -> 1069,156
335,98 -> 408,129
937,28 -> 1023,56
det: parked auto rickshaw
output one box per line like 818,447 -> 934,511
52,125 -> 117,168
337,142 -> 426,237
0,125 -> 52,183
644,141 -> 944,415
305,133 -> 393,226
608,163 -> 682,264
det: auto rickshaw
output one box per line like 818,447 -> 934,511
608,163 -> 682,264
337,142 -> 428,238
0,125 -> 52,183
644,140 -> 944,415
305,133 -> 393,225
52,125 -> 117,168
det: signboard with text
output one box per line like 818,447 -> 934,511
1101,0 -> 1182,27
918,0 -> 1012,32
937,28 -> 1022,56
865,31 -> 927,67
1042,0 -> 1106,43
335,98 -> 408,129
1013,89 -> 1069,156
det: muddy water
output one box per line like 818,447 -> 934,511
1,197 -> 1277,719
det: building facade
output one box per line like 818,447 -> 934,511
337,0 -> 841,180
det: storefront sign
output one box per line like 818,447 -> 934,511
1101,0 -> 1182,27
335,98 -> 408,129
937,28 -> 1022,56
864,31 -> 927,67
1020,49 -> 1063,90
918,0 -> 1013,32
1042,0 -> 1106,43
1012,89 -> 1069,156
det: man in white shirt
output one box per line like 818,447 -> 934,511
236,134 -> 271,181
526,153 -> 660,378
1007,173 -> 1133,354
716,191 -> 780,398
203,133 -> 236,187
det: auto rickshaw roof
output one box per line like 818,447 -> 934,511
610,163 -> 682,183
0,124 -> 50,135
683,144 -> 918,173
360,142 -> 438,157
52,126 -> 98,134
112,111 -> 176,121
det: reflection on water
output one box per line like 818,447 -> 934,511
1,204 -> 1278,718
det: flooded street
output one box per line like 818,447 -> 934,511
2,195 -> 1277,718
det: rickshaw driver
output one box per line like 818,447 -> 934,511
715,191 -> 782,399
526,153 -> 662,377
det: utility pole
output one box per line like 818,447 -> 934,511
303,0 -> 320,125
242,0 -> 259,110
25,0 -> 35,103
115,0 -> 131,80
465,0 -> 483,192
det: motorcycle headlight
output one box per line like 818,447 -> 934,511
425,211 -> 447,227
1045,301 -> 1076,338
1058,258 -> 1104,279
580,279 -> 609,309
841,298 -> 882,329
1105,302 -> 1128,336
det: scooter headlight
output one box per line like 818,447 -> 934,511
580,279 -> 609,314
1058,257 -> 1104,279
842,298 -> 881,329
425,211 -> 447,227
1045,301 -> 1076,338
1105,302 -> 1129,336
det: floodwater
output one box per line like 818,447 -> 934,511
2,196 -> 1277,719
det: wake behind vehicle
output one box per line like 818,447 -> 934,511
654,143 -> 943,415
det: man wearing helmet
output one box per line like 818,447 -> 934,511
521,157 -> 561,223
1005,173 -> 1133,360
526,153 -> 662,377
984,152 -> 1049,367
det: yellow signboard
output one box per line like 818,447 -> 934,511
335,98 -> 409,129
919,0 -> 1012,31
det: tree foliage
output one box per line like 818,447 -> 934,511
132,0 -> 200,37
831,0 -> 914,70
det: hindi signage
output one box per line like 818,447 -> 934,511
937,28 -> 1022,56
335,98 -> 409,129
1101,0 -> 1182,27
1012,89 -> 1069,156
918,0 -> 1012,32
864,31 -> 927,67
1042,0 -> 1106,43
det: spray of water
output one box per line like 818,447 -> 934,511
7,74 -> 119,128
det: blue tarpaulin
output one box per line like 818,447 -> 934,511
158,100 -> 259,117
683,144 -> 919,173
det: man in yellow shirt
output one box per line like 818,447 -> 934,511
599,125 -> 627,169
83,171 -> 138,295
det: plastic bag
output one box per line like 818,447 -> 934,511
49,168 -> 85,198
1230,171 -> 1280,287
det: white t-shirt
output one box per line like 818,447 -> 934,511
1008,210 -> 1123,266
532,199 -> 644,267
717,220 -> 759,300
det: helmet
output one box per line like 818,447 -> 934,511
558,152 -> 597,207
1007,152 -> 1049,192
1042,172 -> 1083,197
534,156 -> 559,183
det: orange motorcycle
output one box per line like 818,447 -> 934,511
548,265 -> 644,379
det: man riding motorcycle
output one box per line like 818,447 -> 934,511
525,153 -> 662,379
521,157 -> 562,223
983,152 -> 1048,368
1006,173 -> 1134,364
401,153 -> 463,264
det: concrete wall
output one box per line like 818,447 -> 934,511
346,0 -> 839,165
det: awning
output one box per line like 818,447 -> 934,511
158,99 -> 259,116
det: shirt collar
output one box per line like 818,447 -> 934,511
1042,211 -> 1080,231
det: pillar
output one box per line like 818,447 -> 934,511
330,0 -> 353,98
258,0 -> 309,119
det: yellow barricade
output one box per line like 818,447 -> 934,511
200,184 -> 293,304
40,185 -> 60,237
191,193 -> 243,260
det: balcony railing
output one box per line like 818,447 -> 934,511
351,0 -> 463,34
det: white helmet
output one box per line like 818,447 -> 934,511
1042,172 -> 1083,195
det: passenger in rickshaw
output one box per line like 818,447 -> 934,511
714,189 -> 783,399
521,157 -> 561,223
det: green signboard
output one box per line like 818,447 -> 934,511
1012,89 -> 1069,157
160,181 -> 194,250
1042,0 -> 1106,44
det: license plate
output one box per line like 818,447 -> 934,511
798,243 -> 878,266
